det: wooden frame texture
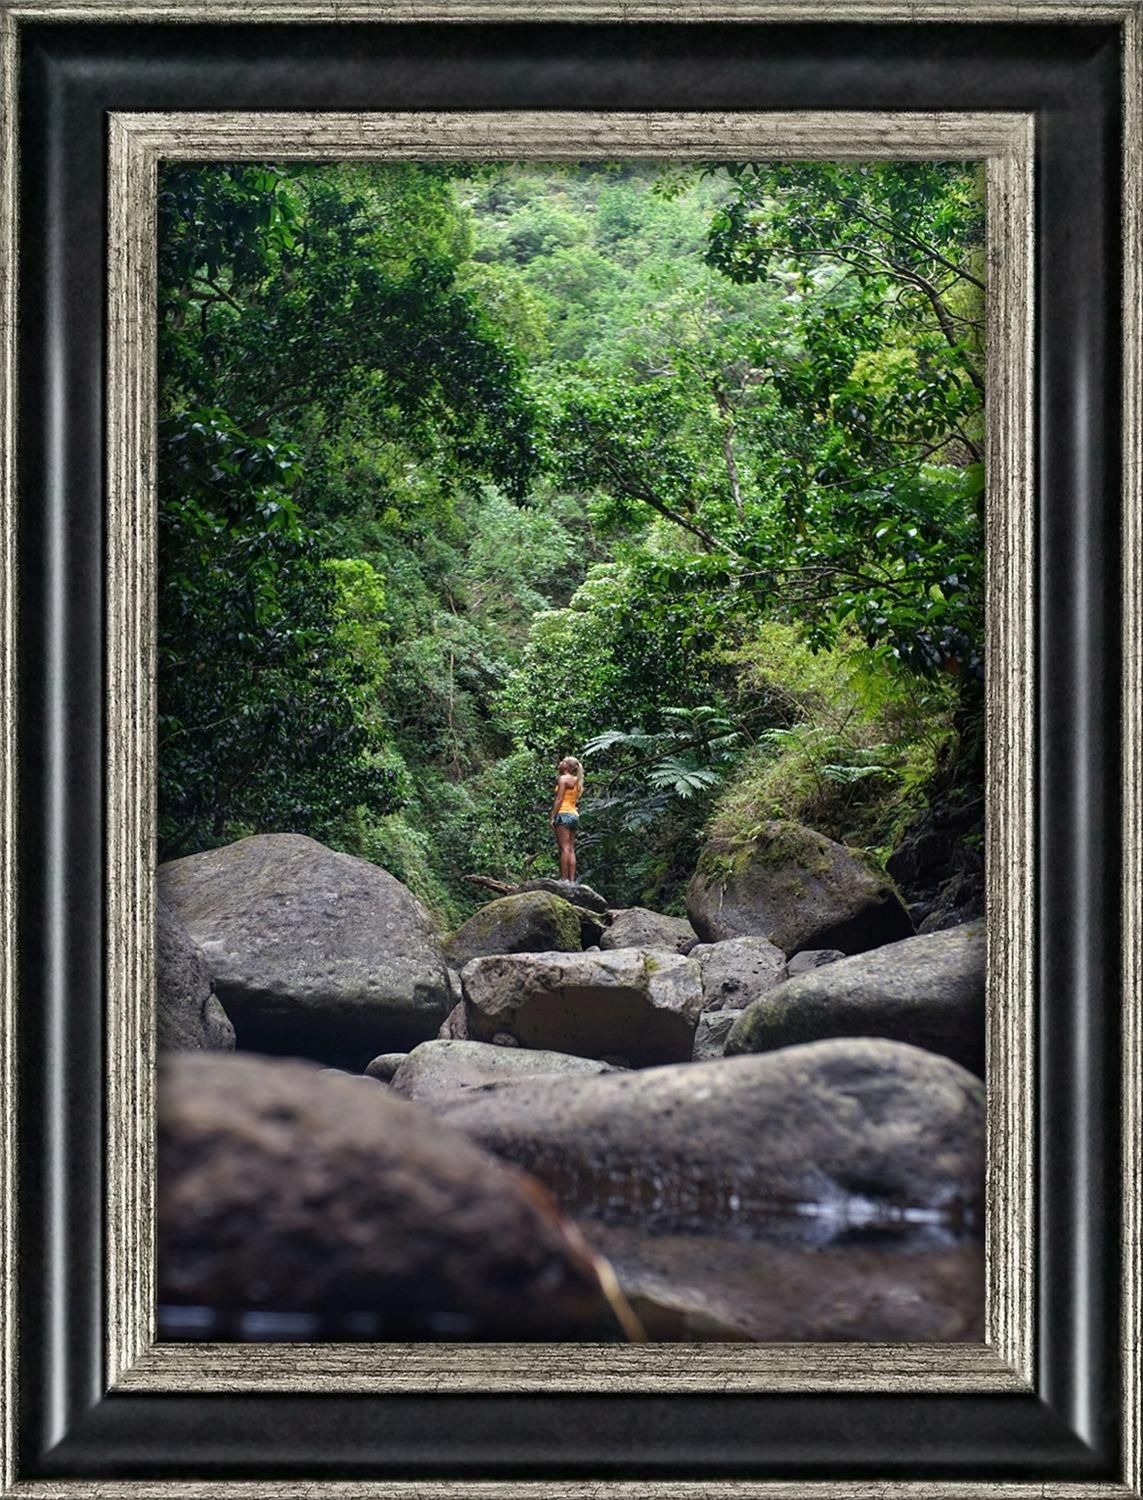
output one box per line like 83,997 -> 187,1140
0,5 -> 1139,1497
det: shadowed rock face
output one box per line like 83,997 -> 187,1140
691,1009 -> 744,1063
460,948 -> 705,1067
157,1051 -> 620,1339
387,1039 -> 620,1101
726,922 -> 985,1077
430,1038 -> 985,1230
687,820 -> 913,955
600,908 -> 696,954
158,834 -> 450,1066
156,896 -> 235,1053
444,892 -> 582,970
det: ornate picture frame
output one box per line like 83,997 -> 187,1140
1,6 -> 1139,1495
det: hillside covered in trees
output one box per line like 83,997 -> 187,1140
157,158 -> 986,929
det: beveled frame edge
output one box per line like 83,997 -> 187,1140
103,108 -> 1032,1397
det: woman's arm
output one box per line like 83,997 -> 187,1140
550,776 -> 568,824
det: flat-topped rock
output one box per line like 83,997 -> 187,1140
600,908 -> 696,954
516,878 -> 610,915
388,1039 -> 621,1101
460,947 -> 704,1067
444,891 -> 582,970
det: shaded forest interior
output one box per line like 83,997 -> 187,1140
157,158 -> 986,928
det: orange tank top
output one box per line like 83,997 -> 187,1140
558,780 -> 580,814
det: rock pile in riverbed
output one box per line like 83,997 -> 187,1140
155,827 -> 986,1342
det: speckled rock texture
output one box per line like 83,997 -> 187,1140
691,935 -> 788,1011
158,834 -> 450,1066
388,1039 -> 621,1101
600,907 -> 696,954
686,819 -> 913,955
460,947 -> 705,1067
726,922 -> 986,1077
444,892 -> 582,970
432,1038 -> 985,1227
157,1051 -> 620,1338
156,896 -> 235,1053
690,1008 -> 744,1063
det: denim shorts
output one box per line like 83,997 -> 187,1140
554,811 -> 579,827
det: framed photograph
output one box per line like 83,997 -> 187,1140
1,4 -> 1140,1496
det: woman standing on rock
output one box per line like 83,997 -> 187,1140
551,756 -> 584,883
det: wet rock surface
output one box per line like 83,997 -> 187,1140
590,1220 -> 984,1342
158,834 -> 450,1066
156,896 -> 236,1053
460,947 -> 705,1067
601,907 -> 696,954
388,1039 -> 621,1101
158,1051 -> 624,1338
727,922 -> 985,1077
431,1038 -> 986,1228
687,819 -> 913,955
444,891 -> 582,970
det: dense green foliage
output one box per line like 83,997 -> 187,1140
158,159 -> 984,923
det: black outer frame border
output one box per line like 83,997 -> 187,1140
11,17 -> 1123,1486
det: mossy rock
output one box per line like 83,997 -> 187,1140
687,819 -> 912,957
445,891 -> 582,970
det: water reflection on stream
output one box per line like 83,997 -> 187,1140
158,1209 -> 983,1343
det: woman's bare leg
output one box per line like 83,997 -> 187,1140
555,822 -> 572,880
566,831 -> 576,883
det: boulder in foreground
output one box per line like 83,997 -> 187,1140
158,1052 -> 625,1339
432,1038 -> 985,1227
460,948 -> 704,1067
158,834 -> 450,1066
726,921 -> 986,1076
686,820 -> 912,955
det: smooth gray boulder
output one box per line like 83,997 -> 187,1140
692,936 -> 788,1012
460,947 -> 704,1067
787,948 -> 845,976
726,921 -> 986,1076
156,896 -> 236,1053
444,891 -> 582,970
687,819 -> 912,955
157,1051 -> 622,1338
388,1039 -> 620,1101
158,834 -> 450,1066
690,1008 -> 744,1063
432,1038 -> 985,1227
600,908 -> 696,954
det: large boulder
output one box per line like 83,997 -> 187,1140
444,891 -> 581,970
388,1039 -> 620,1101
432,1038 -> 985,1226
156,897 -> 235,1053
158,834 -> 450,1066
686,820 -> 912,955
460,948 -> 704,1067
692,936 -> 787,1011
600,908 -> 696,954
157,1052 -> 625,1339
726,922 -> 986,1077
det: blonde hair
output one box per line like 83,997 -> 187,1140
560,756 -> 585,795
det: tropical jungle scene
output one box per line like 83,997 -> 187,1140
155,158 -> 988,1342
